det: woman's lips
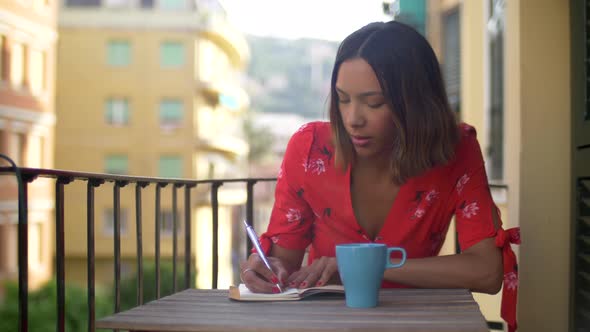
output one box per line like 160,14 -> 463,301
350,135 -> 371,147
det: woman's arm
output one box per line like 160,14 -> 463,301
383,237 -> 503,294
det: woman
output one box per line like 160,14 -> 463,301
240,21 -> 519,332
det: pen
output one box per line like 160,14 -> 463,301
243,220 -> 283,293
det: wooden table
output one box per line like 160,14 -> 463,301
96,288 -> 489,332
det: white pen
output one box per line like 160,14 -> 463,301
243,220 -> 283,293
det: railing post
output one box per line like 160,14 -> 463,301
172,184 -> 180,293
113,180 -> 128,316
135,182 -> 148,305
246,180 -> 257,255
55,176 -> 72,332
184,184 -> 194,290
155,183 -> 167,299
87,178 -> 104,332
18,174 -> 36,332
210,181 -> 222,289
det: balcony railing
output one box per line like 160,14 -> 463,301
0,154 -> 509,332
0,155 -> 275,332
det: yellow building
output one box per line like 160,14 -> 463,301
0,0 -> 58,294
388,0 -> 582,330
55,0 -> 249,289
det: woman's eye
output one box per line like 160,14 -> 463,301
338,98 -> 350,104
368,102 -> 384,108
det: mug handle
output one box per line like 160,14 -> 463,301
385,247 -> 407,268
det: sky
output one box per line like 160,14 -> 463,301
220,0 -> 391,42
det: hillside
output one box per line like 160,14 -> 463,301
244,35 -> 339,119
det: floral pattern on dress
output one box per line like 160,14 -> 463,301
286,208 -> 302,223
456,174 -> 470,194
461,202 -> 480,219
271,235 -> 279,244
410,189 -> 439,220
425,190 -> 439,202
277,166 -> 284,179
303,158 -> 326,175
504,271 -> 518,290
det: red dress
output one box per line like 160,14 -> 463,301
258,121 -> 520,332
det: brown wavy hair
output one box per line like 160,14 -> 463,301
330,21 -> 459,184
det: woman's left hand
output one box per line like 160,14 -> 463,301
287,256 -> 340,288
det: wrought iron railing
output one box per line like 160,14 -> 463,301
0,158 -> 275,332
0,156 -> 510,332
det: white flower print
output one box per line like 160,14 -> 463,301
277,166 -> 284,179
302,158 -> 326,175
412,208 -> 426,219
462,202 -> 479,218
504,272 -> 518,290
456,174 -> 470,194
425,190 -> 439,202
286,208 -> 302,223
271,236 -> 279,244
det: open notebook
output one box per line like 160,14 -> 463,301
229,283 -> 344,301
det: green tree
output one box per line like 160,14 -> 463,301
117,260 -> 195,311
0,281 -> 111,332
243,115 -> 275,164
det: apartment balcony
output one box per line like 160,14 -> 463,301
199,14 -> 250,69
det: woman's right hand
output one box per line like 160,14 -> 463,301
239,253 -> 289,294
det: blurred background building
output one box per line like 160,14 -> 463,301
0,0 -> 58,294
55,0 -> 249,289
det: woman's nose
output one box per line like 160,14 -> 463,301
347,103 -> 365,128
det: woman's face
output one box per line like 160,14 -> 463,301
336,58 -> 396,161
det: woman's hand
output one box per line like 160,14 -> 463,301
287,256 -> 340,288
239,253 -> 289,294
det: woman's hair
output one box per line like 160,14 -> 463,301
329,21 -> 459,184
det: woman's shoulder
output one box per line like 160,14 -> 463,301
288,121 -> 331,145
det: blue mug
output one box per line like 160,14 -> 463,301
335,243 -> 407,308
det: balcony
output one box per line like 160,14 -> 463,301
0,161 -> 276,331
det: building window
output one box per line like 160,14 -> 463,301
105,155 -> 128,174
159,99 -> 183,128
9,132 -> 26,166
29,49 -> 45,94
160,42 -> 184,68
159,0 -> 186,10
104,0 -> 131,8
442,9 -> 461,113
486,0 -> 505,181
140,0 -> 153,8
105,98 -> 130,125
161,209 -> 182,236
103,208 -> 129,236
10,42 -> 25,88
107,40 -> 131,67
65,0 -> 100,7
159,155 -> 183,178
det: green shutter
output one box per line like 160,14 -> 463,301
105,155 -> 128,174
159,156 -> 183,178
107,41 -> 131,66
160,42 -> 184,67
159,99 -> 183,123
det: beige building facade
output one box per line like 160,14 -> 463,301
56,0 -> 249,289
0,0 -> 58,293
